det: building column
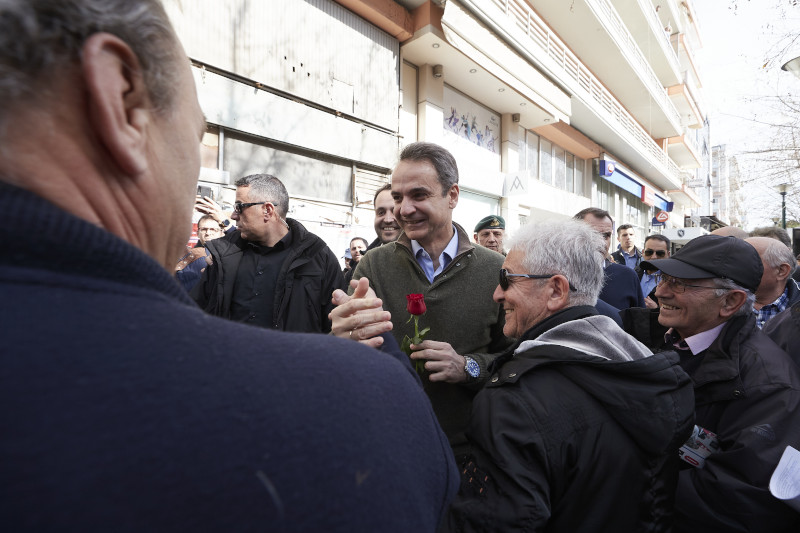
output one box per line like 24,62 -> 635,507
500,113 -> 524,235
417,64 -> 444,143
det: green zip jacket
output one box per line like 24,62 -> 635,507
352,223 -> 511,455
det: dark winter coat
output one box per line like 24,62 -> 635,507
763,299 -> 800,366
600,261 -> 645,310
445,306 -> 695,532
191,219 -> 343,333
672,313 -> 800,533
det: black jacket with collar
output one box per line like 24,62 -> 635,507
611,246 -> 641,268
191,218 -> 344,333
445,306 -> 694,533
672,313 -> 800,533
763,299 -> 800,365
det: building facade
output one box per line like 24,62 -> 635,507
165,0 -> 710,255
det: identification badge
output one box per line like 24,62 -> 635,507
678,425 -> 720,468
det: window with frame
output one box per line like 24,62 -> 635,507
519,130 -> 586,197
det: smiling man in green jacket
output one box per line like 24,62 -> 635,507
340,141 -> 511,460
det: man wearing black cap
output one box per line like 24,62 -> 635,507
473,215 -> 506,255
641,234 -> 800,533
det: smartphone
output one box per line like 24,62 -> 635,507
197,185 -> 213,199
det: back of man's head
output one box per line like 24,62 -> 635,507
509,220 -> 606,307
746,236 -> 797,279
234,174 -> 290,218
749,226 -> 792,248
710,226 -> 748,239
0,0 -> 179,125
398,142 -> 459,196
573,207 -> 613,225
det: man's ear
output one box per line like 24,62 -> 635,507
447,184 -> 459,209
777,263 -> 792,281
720,290 -> 748,318
82,32 -> 151,176
545,275 -> 571,311
263,202 -> 276,222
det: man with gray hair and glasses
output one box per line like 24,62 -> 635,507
444,219 -> 694,532
0,1 -> 458,529
639,234 -> 800,532
192,173 -> 344,333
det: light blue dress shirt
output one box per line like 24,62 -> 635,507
640,270 -> 660,299
411,226 -> 459,283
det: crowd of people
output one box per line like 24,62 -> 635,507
3,1 -> 800,531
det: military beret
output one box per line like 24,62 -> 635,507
474,215 -> 505,233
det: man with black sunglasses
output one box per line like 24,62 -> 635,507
637,234 -> 671,308
444,219 -> 694,532
192,173 -> 344,333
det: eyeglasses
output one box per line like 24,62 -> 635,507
657,274 -> 720,294
499,269 -> 577,291
233,201 -> 264,214
643,249 -> 667,258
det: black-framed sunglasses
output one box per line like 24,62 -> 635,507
233,201 -> 264,214
643,249 -> 667,258
499,269 -> 577,291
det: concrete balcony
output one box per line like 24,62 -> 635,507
670,34 -> 706,127
662,127 -> 702,169
610,0 -> 682,87
456,0 -> 681,190
667,182 -> 702,209
668,76 -> 704,129
526,0 -> 682,139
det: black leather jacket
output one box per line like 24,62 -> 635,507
191,219 -> 343,333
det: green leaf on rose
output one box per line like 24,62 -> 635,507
400,335 -> 413,356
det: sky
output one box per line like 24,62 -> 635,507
692,0 -> 800,228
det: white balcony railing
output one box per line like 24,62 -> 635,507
491,0 -> 681,179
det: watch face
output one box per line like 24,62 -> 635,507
465,358 -> 480,378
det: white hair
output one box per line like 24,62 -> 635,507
760,237 -> 797,277
508,219 -> 606,306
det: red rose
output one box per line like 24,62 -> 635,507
406,293 -> 426,315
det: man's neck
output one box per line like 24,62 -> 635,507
415,225 -> 456,270
621,244 -> 635,254
754,284 -> 787,310
258,224 -> 290,248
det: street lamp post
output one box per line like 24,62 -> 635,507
777,183 -> 790,229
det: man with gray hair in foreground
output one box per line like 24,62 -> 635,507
444,220 -> 694,532
0,0 -> 457,530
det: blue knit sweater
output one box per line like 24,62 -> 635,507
0,183 -> 458,531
